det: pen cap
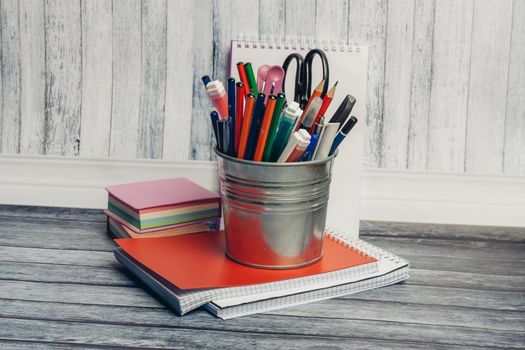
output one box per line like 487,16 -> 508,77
206,80 -> 226,96
329,94 -> 356,127
341,116 -> 358,134
283,101 -> 300,118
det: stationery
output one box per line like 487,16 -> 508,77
330,116 -> 358,156
269,102 -> 302,161
114,227 -> 408,318
244,93 -> 266,160
278,129 -> 311,163
314,122 -> 340,160
106,178 -> 221,230
254,94 -> 277,161
262,93 -> 286,161
234,82 -> 245,154
230,38 -> 368,235
227,78 -> 236,155
205,80 -> 229,118
238,93 -> 255,159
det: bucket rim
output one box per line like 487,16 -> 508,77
214,147 -> 338,167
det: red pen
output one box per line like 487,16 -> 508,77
236,62 -> 251,96
235,82 -> 245,155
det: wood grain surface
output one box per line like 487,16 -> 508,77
0,0 -> 522,175
0,204 -> 523,349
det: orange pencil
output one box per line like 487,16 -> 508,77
234,82 -> 245,154
295,79 -> 325,131
238,93 -> 255,159
309,81 -> 338,133
236,62 -> 251,95
253,95 -> 277,161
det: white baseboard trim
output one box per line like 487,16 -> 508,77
1,155 -> 524,227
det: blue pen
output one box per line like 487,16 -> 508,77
217,119 -> 225,152
329,116 -> 358,156
227,78 -> 236,155
201,75 -> 211,88
244,93 -> 266,160
210,111 -> 219,147
300,133 -> 319,161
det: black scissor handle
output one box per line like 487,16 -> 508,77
282,53 -> 304,104
302,49 -> 330,100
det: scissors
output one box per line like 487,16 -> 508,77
282,49 -> 330,109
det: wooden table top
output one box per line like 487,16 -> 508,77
0,205 -> 523,349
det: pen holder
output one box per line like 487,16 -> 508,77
216,148 -> 336,269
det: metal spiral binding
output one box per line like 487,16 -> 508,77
325,227 -> 405,264
234,34 -> 361,52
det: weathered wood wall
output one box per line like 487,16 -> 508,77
0,0 -> 523,175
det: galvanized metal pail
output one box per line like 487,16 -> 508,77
215,148 -> 336,269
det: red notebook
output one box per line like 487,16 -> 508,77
115,231 -> 377,289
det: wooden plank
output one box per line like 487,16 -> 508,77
408,269 -> 524,292
43,0 -> 82,156
0,301 -> 522,349
162,0 -> 194,161
348,0 -> 388,168
315,0 -> 348,40
211,1 -> 230,95
427,0 -> 473,171
0,246 -> 114,267
362,236 -> 525,263
109,0 -> 141,158
79,0 -> 112,157
189,0 -> 214,160
0,219 -> 112,251
503,0 -> 525,175
407,0 -> 434,170
231,0 -> 259,40
0,280 -> 158,307
0,0 -> 21,154
259,0 -> 285,38
360,221 -> 525,242
0,236 -> 517,277
285,0 -> 316,37
343,283 -> 524,311
381,0 -> 415,169
270,298 -> 524,331
0,340 -> 116,350
19,0 -> 46,155
465,0 -> 513,174
2,258 -> 522,312
0,205 -> 105,222
137,0 -> 167,159
0,261 -> 132,287
0,317 -> 463,350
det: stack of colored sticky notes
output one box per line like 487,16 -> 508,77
105,178 -> 221,239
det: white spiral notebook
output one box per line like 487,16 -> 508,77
114,228 -> 408,319
230,36 -> 369,237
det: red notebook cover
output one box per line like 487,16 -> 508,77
106,178 -> 220,211
115,231 -> 377,289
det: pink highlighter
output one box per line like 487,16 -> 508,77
206,81 -> 229,119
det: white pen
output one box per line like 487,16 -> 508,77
278,129 -> 311,163
314,122 -> 339,160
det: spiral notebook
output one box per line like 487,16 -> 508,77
230,36 -> 369,237
114,229 -> 408,318
114,229 -> 381,315
206,229 -> 409,319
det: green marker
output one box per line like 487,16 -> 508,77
269,101 -> 302,162
262,93 -> 286,161
243,63 -> 258,96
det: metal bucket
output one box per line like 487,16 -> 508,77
216,148 -> 336,269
